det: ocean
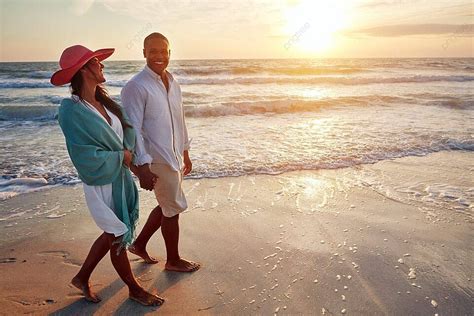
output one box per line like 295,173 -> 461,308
0,58 -> 473,203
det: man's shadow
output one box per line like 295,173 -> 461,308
50,262 -> 192,315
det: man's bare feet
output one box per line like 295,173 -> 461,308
129,288 -> 164,306
71,276 -> 101,303
128,245 -> 159,264
165,258 -> 201,272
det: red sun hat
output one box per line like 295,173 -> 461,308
50,45 -> 114,86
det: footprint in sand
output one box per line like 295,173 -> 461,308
37,250 -> 81,267
38,250 -> 70,258
0,257 -> 16,263
6,296 -> 32,306
7,296 -> 54,306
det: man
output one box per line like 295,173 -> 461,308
121,32 -> 200,272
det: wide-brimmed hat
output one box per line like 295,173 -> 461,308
50,45 -> 114,86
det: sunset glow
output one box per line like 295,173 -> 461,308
283,0 -> 349,53
0,0 -> 472,61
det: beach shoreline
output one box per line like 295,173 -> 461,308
0,151 -> 472,315
2,58 -> 473,202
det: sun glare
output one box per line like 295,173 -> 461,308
284,0 -> 348,53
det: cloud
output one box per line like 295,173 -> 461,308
98,0 -> 282,37
353,2 -> 474,26
356,0 -> 414,10
70,0 -> 96,16
99,0 -> 279,24
348,24 -> 474,37
100,0 -> 171,22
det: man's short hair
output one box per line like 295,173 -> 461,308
144,32 -> 169,48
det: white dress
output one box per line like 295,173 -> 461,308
79,99 -> 129,237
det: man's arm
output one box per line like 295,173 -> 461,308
121,81 -> 157,190
181,98 -> 192,176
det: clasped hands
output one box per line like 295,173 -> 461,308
135,164 -> 158,191
123,150 -> 157,191
123,150 -> 193,191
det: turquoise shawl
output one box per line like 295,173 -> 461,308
58,97 -> 139,250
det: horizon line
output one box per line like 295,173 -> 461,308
1,56 -> 473,63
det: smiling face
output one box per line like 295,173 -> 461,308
81,57 -> 106,84
143,37 -> 170,75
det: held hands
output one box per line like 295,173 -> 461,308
135,164 -> 158,191
124,151 -> 157,191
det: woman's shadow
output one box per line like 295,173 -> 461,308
50,261 -> 193,315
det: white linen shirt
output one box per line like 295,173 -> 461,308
121,65 -> 191,171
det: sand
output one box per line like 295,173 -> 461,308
0,151 -> 472,315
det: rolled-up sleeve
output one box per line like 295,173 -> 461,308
121,81 -> 153,165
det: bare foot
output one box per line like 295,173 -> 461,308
165,258 -> 201,272
129,288 -> 164,306
128,245 -> 158,264
71,276 -> 101,303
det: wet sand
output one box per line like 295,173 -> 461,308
0,152 -> 472,315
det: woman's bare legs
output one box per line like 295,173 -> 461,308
71,232 -> 164,306
71,232 -> 109,302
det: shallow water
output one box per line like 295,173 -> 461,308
0,58 -> 473,199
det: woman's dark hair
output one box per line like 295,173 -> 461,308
70,71 -> 132,129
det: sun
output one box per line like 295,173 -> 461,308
283,0 -> 348,53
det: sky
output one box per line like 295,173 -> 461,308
0,0 -> 473,61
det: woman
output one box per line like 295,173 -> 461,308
51,45 -> 163,306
